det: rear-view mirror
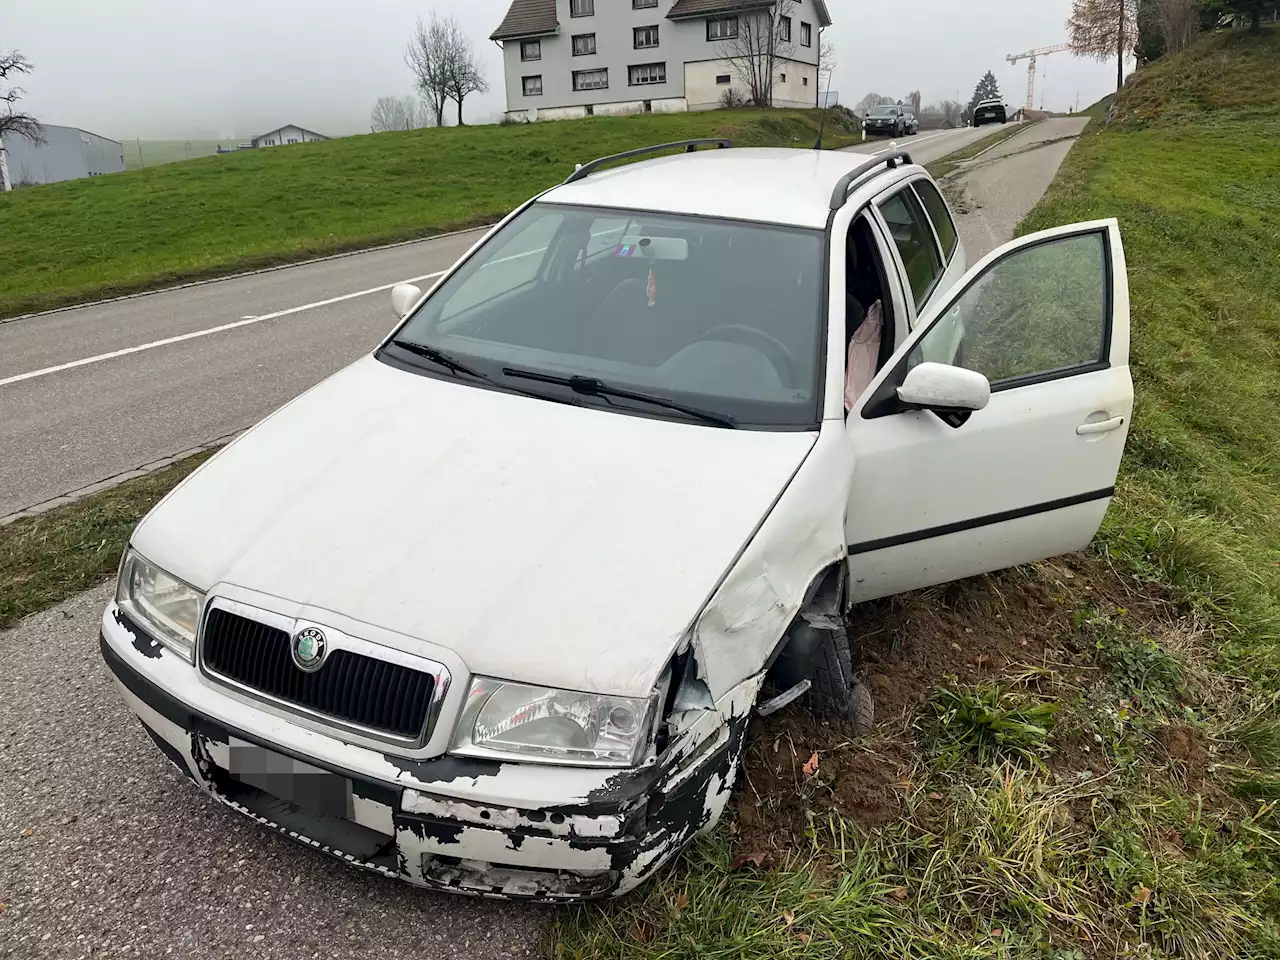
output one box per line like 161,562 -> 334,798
391,283 -> 423,319
897,362 -> 990,428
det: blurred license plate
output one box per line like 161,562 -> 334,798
228,739 -> 352,818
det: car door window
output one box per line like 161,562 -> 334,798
907,231 -> 1108,387
878,189 -> 943,311
912,180 -> 958,263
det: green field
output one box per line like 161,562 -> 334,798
0,109 -> 859,319
123,139 -> 242,170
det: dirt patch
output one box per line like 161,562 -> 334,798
730,553 -> 1200,854
736,710 -> 911,852
1154,724 -> 1211,782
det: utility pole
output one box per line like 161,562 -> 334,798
137,138 -> 145,168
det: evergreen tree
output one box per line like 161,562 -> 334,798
964,72 -> 1001,122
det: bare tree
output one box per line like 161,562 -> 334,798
1068,0 -> 1139,92
906,89 -> 922,116
1156,0 -> 1201,52
818,34 -> 836,96
371,95 -> 431,132
1,49 -> 44,193
1,49 -> 44,145
441,21 -> 488,126
855,91 -> 895,115
405,14 -> 451,127
717,0 -> 797,107
939,99 -> 964,126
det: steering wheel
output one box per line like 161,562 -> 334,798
696,324 -> 798,385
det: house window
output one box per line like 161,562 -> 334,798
716,74 -> 732,84
629,62 -> 666,86
570,0 -> 594,17
707,17 -> 738,40
521,39 -> 541,61
779,16 -> 792,42
633,0 -> 658,7
572,33 -> 596,56
801,22 -> 812,46
634,25 -> 659,49
288,138 -> 298,144
523,75 -> 543,96
780,73 -> 787,83
803,76 -> 809,86
573,68 -> 609,91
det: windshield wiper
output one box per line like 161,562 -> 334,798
389,340 -> 487,380
500,368 -> 737,429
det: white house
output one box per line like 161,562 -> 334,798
491,0 -> 832,122
250,124 -> 329,148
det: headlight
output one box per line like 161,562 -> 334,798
451,677 -> 656,767
115,549 -> 204,661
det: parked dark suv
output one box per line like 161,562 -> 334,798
863,104 -> 913,137
973,98 -> 1007,126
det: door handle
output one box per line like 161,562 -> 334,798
1076,416 -> 1126,436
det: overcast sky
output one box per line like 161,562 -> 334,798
7,0 -> 1128,140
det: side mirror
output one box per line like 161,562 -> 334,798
391,283 -> 423,320
897,362 -> 990,428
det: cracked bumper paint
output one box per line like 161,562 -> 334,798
100,604 -> 753,902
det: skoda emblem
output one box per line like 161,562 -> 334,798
291,627 -> 328,672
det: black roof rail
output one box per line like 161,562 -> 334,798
564,138 -> 733,185
828,150 -> 914,210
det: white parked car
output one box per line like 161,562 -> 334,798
102,139 -> 1133,901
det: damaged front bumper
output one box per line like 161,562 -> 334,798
100,605 -> 754,902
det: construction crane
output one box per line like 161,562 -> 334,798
1006,44 -> 1073,112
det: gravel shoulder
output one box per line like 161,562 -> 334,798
0,586 -> 545,960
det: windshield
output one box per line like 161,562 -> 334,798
870,106 -> 898,117
385,203 -> 826,429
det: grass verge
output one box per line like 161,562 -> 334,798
0,451 -> 214,630
555,27 -> 1280,960
0,109 -> 859,319
925,120 -> 1037,180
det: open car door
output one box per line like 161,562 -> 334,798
845,219 -> 1132,602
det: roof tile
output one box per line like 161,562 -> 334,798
491,0 -> 559,41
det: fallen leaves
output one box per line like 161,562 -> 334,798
781,909 -> 796,926
629,918 -> 654,944
802,752 -> 819,777
673,890 -> 688,912
1133,886 -> 1154,906
889,886 -> 909,901
729,850 -> 777,871
19,828 -> 35,838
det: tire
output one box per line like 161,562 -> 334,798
770,621 -> 875,733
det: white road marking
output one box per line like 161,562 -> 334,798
0,271 -> 447,389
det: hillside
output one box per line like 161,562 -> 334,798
0,109 -> 858,319
1108,25 -> 1280,124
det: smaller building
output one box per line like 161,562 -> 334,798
250,124 -> 329,148
0,124 -> 125,188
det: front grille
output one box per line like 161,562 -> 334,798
201,609 -> 435,740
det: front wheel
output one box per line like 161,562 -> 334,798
770,620 -> 875,732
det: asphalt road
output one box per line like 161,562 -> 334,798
0,586 -> 546,960
947,117 -> 1091,261
0,123 -> 1023,520
0,117 -> 1090,959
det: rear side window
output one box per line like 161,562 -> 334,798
878,189 -> 943,310
912,180 -> 958,262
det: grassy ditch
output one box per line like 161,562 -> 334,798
555,26 -> 1280,960
0,109 -> 859,319
0,451 -> 214,630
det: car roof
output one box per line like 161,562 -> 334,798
540,148 -> 908,230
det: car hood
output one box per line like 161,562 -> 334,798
134,356 -> 818,697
